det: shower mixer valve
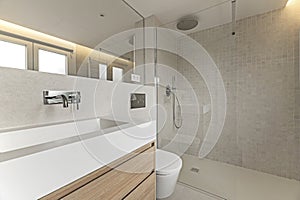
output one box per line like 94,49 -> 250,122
166,85 -> 172,97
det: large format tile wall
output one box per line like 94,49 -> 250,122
0,67 -> 154,132
178,6 -> 300,180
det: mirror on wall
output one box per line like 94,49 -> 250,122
80,31 -> 145,84
0,0 -> 145,84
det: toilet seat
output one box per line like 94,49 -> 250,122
156,149 -> 182,175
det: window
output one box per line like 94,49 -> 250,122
112,67 -> 123,81
38,49 -> 67,75
0,34 -> 74,74
0,40 -> 26,69
99,64 -> 107,80
0,35 -> 31,70
34,44 -> 71,75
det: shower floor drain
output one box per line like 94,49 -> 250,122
177,181 -> 227,200
190,167 -> 200,173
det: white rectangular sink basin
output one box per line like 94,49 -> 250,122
100,118 -> 128,130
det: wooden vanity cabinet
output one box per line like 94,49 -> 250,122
124,173 -> 156,200
40,142 -> 156,200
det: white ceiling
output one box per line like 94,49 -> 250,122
127,0 -> 288,33
0,0 -> 288,47
0,0 -> 142,48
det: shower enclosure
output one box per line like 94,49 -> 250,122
154,1 -> 300,199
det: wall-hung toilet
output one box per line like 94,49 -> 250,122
156,149 -> 182,199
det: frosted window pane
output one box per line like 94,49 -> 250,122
99,64 -> 107,80
113,67 -> 123,81
0,40 -> 26,69
38,49 -> 67,75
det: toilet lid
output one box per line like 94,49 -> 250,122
156,149 -> 182,175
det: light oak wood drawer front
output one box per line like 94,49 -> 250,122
124,173 -> 156,200
62,146 -> 155,200
40,142 -> 154,200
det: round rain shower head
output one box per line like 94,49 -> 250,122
176,17 -> 198,31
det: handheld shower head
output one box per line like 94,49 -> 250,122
164,84 -> 183,129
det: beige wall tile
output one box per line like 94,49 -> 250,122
173,7 -> 300,180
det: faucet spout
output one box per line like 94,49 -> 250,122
60,94 -> 69,108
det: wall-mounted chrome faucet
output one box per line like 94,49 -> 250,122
43,90 -> 81,110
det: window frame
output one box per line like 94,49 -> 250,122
0,34 -> 33,70
33,43 -> 73,75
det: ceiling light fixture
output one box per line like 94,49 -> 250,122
0,19 -> 75,47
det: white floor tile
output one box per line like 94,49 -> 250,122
163,183 -> 222,200
178,155 -> 300,200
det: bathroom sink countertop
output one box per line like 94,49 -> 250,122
0,120 -> 156,200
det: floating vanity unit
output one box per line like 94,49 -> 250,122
0,119 -> 156,200
41,142 -> 155,200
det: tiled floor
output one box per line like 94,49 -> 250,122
163,182 -> 224,200
177,154 -> 300,200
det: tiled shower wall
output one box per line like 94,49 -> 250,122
179,6 -> 300,180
